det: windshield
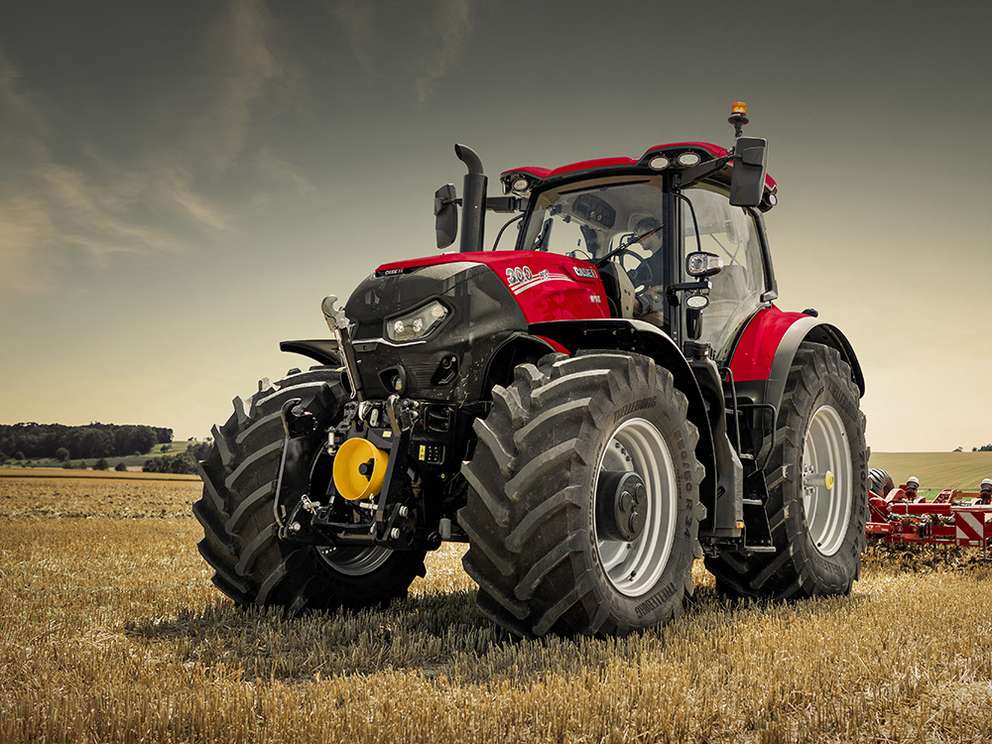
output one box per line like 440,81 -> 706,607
518,176 -> 664,263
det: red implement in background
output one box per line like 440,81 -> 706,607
865,468 -> 992,550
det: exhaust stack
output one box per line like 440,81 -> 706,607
454,144 -> 486,252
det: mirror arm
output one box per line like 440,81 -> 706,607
485,195 -> 528,213
434,196 -> 461,215
675,156 -> 732,189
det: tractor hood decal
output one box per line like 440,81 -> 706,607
375,251 -> 610,324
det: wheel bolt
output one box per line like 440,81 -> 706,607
389,527 -> 401,539
628,511 -> 640,533
618,491 -> 633,513
398,505 -> 409,518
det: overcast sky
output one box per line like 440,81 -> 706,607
1,0 -> 990,451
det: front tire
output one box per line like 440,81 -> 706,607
192,367 -> 425,612
707,342 -> 867,598
458,352 -> 705,637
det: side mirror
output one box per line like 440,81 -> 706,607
729,137 -> 767,207
686,251 -> 723,278
434,184 -> 458,249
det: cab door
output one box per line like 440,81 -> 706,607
681,186 -> 772,361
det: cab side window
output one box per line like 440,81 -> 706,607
681,187 -> 767,358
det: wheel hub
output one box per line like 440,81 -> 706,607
597,470 -> 647,542
593,417 -> 678,598
802,405 -> 853,557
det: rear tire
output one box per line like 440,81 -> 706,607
458,352 -> 705,637
192,367 -> 425,612
706,342 -> 867,599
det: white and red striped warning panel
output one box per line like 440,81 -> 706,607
954,507 -> 992,547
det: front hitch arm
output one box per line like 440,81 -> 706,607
321,295 -> 364,401
273,397 -> 320,540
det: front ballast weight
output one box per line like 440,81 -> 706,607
320,394 -> 427,550
273,387 -> 437,553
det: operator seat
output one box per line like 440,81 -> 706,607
598,263 -> 638,318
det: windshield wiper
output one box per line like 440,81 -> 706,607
533,217 -> 553,251
595,224 -> 663,266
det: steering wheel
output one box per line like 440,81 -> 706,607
604,247 -> 654,291
626,252 -> 655,290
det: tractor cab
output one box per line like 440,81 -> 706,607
432,103 -> 777,364
500,159 -> 778,360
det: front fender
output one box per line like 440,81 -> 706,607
528,319 -> 718,513
479,332 -> 558,391
279,339 -> 341,366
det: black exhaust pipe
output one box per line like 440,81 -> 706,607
454,144 -> 486,252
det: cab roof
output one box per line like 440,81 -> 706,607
500,140 -> 777,194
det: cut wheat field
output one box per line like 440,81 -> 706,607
869,451 -> 992,490
2,472 -> 991,743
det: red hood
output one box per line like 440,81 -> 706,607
377,251 -> 518,274
376,251 -> 611,324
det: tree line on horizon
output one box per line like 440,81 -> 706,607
0,422 -> 173,461
142,440 -> 212,475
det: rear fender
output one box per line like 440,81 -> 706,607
528,319 -> 718,516
729,307 -> 864,448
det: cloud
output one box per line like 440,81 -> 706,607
415,0 -> 474,103
37,164 -> 199,256
190,0 -> 277,176
331,0 -> 377,76
0,196 -> 52,293
0,1 -> 293,297
0,52 -> 57,291
330,0 -> 474,102
167,173 -> 232,232
251,149 -> 316,205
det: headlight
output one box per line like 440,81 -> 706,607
648,155 -> 670,170
386,300 -> 448,342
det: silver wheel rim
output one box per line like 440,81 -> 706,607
593,417 -> 677,597
317,546 -> 392,576
802,404 -> 853,557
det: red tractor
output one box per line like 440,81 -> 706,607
194,103 -> 868,637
